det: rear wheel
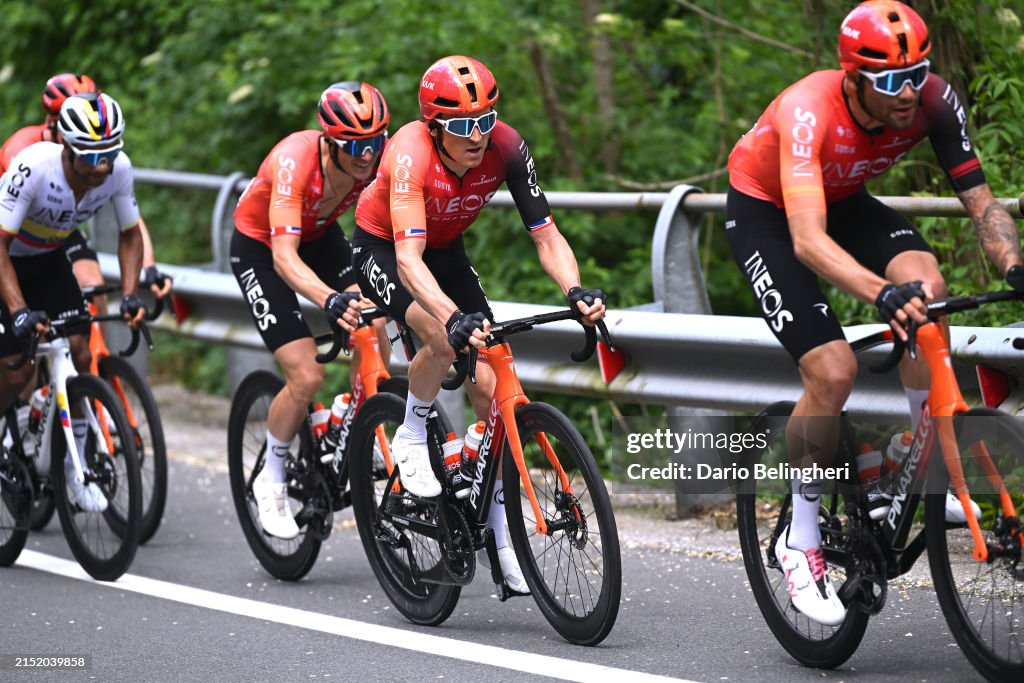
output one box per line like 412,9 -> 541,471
0,410 -> 32,566
227,370 -> 321,581
503,402 -> 621,646
98,356 -> 168,545
735,402 -> 869,669
926,408 -> 1024,683
51,374 -> 142,581
348,392 -> 460,626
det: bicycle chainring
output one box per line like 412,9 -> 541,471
438,502 -> 475,586
298,470 -> 334,542
0,454 -> 33,527
841,524 -> 888,615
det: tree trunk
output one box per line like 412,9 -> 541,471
528,40 -> 584,181
580,0 -> 620,176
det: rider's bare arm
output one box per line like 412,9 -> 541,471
789,211 -> 892,305
395,237 -> 459,324
117,225 -> 144,298
0,232 -> 27,313
959,184 -> 1022,275
270,233 -> 336,309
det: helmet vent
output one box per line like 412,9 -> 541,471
65,109 -> 88,132
888,11 -> 900,22
896,33 -> 909,55
857,47 -> 888,60
325,101 -> 355,127
432,96 -> 460,108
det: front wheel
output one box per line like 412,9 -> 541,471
503,402 -> 621,646
735,401 -> 869,669
348,392 -> 461,626
0,410 -> 32,566
925,408 -> 1024,683
98,356 -> 168,545
51,374 -> 142,581
227,370 -> 321,581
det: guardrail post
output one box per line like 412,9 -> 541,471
212,172 -> 278,393
652,185 -> 731,518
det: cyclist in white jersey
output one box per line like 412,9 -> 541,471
0,92 -> 145,511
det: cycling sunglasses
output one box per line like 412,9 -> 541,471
436,110 -> 498,138
72,146 -> 120,167
858,60 -> 930,96
333,133 -> 386,157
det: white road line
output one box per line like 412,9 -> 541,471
18,550 -> 697,683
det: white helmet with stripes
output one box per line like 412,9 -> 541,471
57,92 -> 125,151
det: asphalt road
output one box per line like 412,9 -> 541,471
0,384 -> 990,682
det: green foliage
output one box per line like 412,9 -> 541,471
2,1 -> 1022,393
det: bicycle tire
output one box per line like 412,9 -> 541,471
8,404 -> 56,532
925,407 -> 1024,682
502,401 -> 621,645
735,401 -> 869,669
51,374 -> 142,581
99,355 -> 168,545
348,391 -> 461,626
0,410 -> 31,566
227,370 -> 322,581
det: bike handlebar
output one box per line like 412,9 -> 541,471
313,306 -> 390,365
441,309 -> 615,390
868,289 -> 1022,374
7,313 -> 154,370
80,282 -> 170,322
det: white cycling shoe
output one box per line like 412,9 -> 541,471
253,470 -> 299,540
392,425 -> 442,498
477,546 -> 530,594
945,491 -> 982,524
64,456 -> 108,513
773,526 -> 846,627
865,489 -> 981,524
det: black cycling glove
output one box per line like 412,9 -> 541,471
120,294 -> 146,320
1006,264 -> 1024,296
567,286 -> 607,321
11,308 -> 48,339
446,311 -> 488,352
875,281 -> 925,325
140,265 -> 170,290
324,291 -> 360,326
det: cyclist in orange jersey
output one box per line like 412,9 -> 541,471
353,55 -> 606,592
726,1 -> 1023,626
231,81 -> 388,540
0,73 -> 172,303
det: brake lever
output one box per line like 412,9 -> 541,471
905,319 -> 919,361
468,346 -> 478,385
597,319 -> 615,352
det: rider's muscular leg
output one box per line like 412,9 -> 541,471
70,334 -> 92,375
404,302 -> 455,404
787,341 -> 856,552
268,337 -> 324,441
888,250 -> 947,428
73,258 -> 107,313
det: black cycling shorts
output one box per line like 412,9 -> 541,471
725,186 -> 933,362
63,229 -> 98,264
351,226 -> 492,327
229,226 -> 357,353
0,248 -> 89,358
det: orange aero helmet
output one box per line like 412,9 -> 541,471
837,0 -> 931,71
42,73 -> 98,117
418,56 -> 499,120
317,81 -> 389,139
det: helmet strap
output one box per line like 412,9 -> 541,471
320,134 -> 352,178
428,121 -> 460,168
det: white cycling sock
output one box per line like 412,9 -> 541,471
787,476 -> 823,552
264,430 -> 293,484
487,481 -> 508,548
402,392 -> 431,442
904,387 -> 929,436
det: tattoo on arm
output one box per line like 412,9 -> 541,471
960,185 -> 1020,273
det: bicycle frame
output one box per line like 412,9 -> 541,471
86,300 -> 143,453
29,337 -> 112,486
852,322 -> 1021,568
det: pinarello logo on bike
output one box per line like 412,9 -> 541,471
469,399 -> 502,508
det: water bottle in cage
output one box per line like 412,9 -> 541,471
320,393 -> 352,466
455,421 -> 485,500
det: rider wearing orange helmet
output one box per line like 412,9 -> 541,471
726,1 -> 1022,626
231,81 -> 389,539
353,56 -> 607,592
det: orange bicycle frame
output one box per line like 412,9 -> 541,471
914,323 -> 1020,561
